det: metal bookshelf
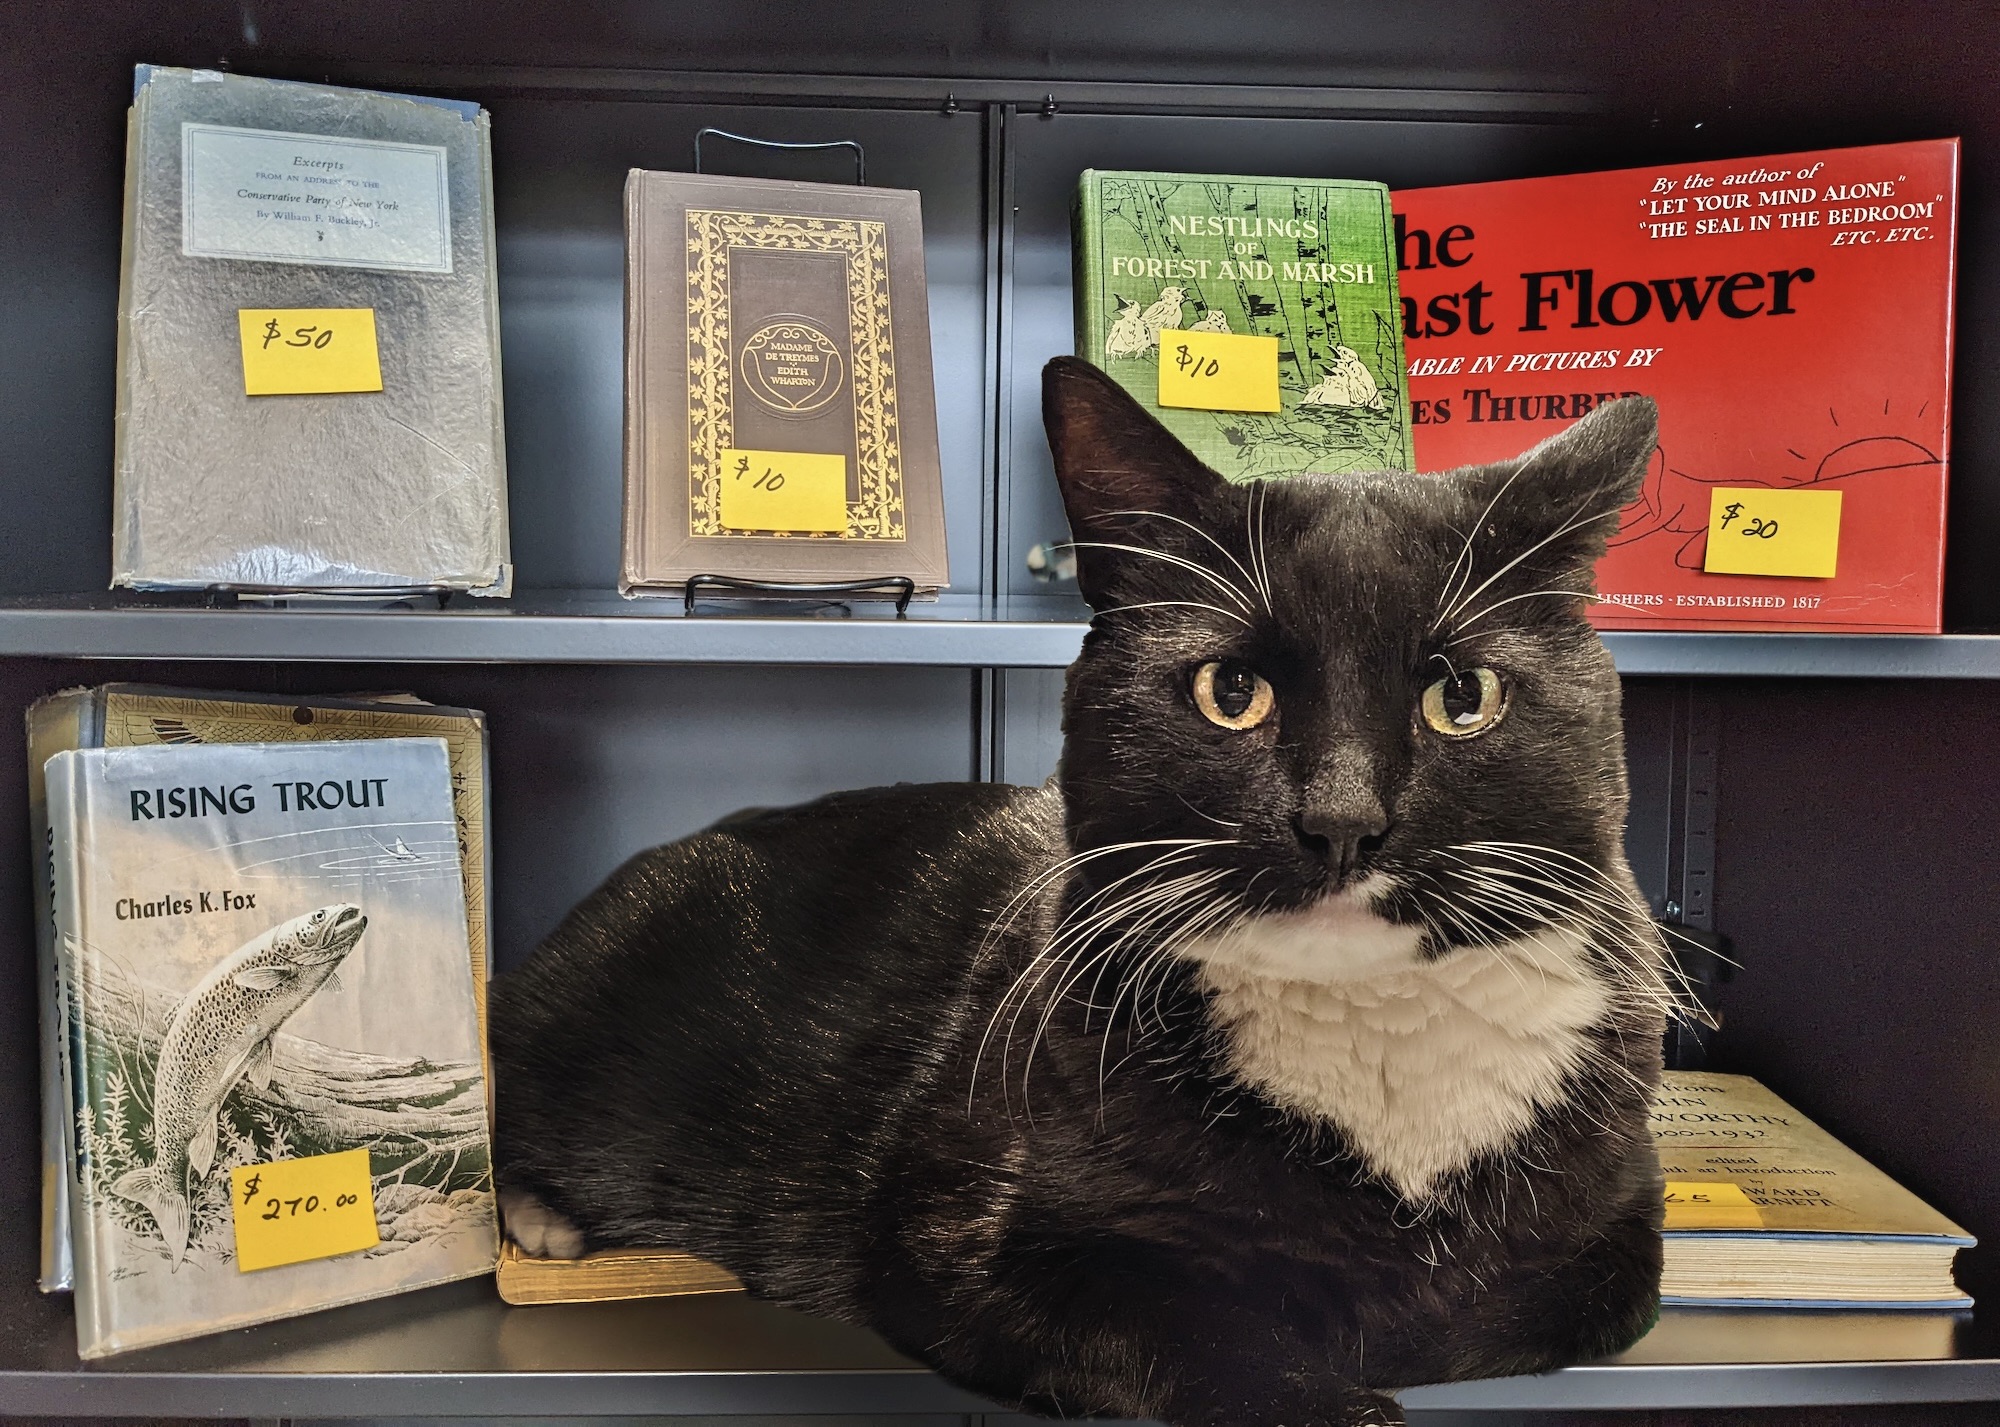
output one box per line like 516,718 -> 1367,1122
1,595 -> 1997,676
6,1 -> 2000,1420
2,1279 -> 1997,1417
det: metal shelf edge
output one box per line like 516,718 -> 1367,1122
3,610 -> 2000,676
7,1358 -> 2000,1417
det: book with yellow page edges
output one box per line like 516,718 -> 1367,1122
495,1239 -> 740,1305
1652,1070 -> 1973,1308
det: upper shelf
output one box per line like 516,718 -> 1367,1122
1,1278 -> 1996,1416
0,592 -> 1997,676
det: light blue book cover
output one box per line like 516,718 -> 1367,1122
49,738 -> 496,1358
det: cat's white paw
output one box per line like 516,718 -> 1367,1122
500,1188 -> 586,1259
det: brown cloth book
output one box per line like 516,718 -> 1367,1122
621,171 -> 949,596
495,1240 -> 741,1305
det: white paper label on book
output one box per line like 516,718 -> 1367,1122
181,123 -> 453,274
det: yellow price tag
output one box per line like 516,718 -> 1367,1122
238,308 -> 383,396
717,448 -> 849,534
1156,328 -> 1282,413
1663,1180 -> 1765,1230
229,1147 -> 380,1272
1703,487 -> 1843,578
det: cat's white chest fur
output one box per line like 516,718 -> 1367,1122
1186,888 -> 1609,1200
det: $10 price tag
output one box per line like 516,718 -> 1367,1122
1704,487 -> 1843,578
237,308 -> 384,396
1156,328 -> 1281,413
718,448 -> 849,534
229,1147 -> 380,1272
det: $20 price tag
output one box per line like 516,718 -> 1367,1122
229,1147 -> 380,1272
1156,328 -> 1281,414
237,308 -> 383,396
717,448 -> 849,534
1703,487 -> 1843,578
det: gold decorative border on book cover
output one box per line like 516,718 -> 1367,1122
684,209 -> 906,542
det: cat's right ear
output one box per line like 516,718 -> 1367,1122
1043,356 -> 1230,608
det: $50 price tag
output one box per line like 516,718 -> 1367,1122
229,1147 -> 380,1272
237,308 -> 384,396
718,447 -> 849,534
1156,328 -> 1281,413
1703,487 -> 1843,579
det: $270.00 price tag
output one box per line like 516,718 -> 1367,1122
1703,487 -> 1843,579
229,1147 -> 380,1273
1156,328 -> 1281,414
237,308 -> 383,396
717,448 -> 849,534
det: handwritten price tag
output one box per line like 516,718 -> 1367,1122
1703,487 -> 1843,578
1156,329 -> 1281,413
1663,1180 -> 1765,1230
237,308 -> 383,396
229,1147 -> 379,1272
717,448 -> 848,534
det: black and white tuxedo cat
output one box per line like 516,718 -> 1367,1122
491,357 -> 1670,1427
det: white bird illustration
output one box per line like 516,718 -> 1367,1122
1104,299 -> 1153,359
1187,309 -> 1230,333
1299,345 -> 1386,411
1140,285 -> 1189,342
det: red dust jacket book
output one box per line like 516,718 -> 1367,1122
1394,140 -> 1958,632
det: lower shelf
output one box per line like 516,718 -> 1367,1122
1,1276 -> 1996,1416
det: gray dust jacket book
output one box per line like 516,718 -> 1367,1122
47,738 -> 497,1358
112,67 -> 511,594
621,171 -> 949,595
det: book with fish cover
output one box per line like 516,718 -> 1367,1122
113,66 -> 510,594
1652,1071 -> 1973,1308
1073,170 -> 1414,480
1394,139 -> 1957,632
47,739 -> 497,1358
621,170 -> 949,595
26,685 -> 491,1295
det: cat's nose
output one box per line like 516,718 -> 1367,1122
1294,806 -> 1390,884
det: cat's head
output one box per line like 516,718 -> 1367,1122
1042,355 -> 1657,989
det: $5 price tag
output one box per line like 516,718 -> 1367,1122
717,448 -> 849,534
1156,328 -> 1281,413
237,308 -> 383,396
1662,1180 -> 1765,1230
229,1147 -> 380,1272
1703,487 -> 1843,579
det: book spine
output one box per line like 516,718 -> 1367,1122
1072,173 -> 1104,363
108,101 -> 144,587
26,690 -> 94,1293
619,170 -> 646,595
46,757 -> 107,1357
473,108 -> 513,598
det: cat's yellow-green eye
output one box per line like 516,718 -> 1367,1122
1420,667 -> 1507,738
1192,660 -> 1276,731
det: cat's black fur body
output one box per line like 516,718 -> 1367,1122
492,358 -> 1669,1427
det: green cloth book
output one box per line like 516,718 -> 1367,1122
1073,170 -> 1414,480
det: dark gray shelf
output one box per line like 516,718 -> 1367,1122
0,1279 -> 1994,1417
1,594 -> 1998,676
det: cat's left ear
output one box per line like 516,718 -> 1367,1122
1469,395 -> 1659,578
1043,356 -> 1232,608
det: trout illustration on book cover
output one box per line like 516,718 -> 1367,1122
1073,170 -> 1414,480
47,739 -> 496,1358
